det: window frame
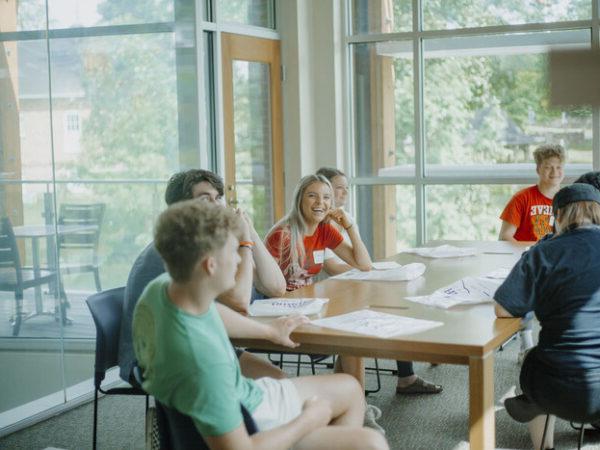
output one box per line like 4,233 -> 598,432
345,0 -> 600,249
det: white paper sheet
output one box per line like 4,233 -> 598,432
403,244 -> 477,258
405,276 -> 503,309
372,261 -> 402,270
248,298 -> 329,317
311,309 -> 443,338
331,263 -> 426,282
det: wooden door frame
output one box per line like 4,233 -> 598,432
221,32 -> 284,220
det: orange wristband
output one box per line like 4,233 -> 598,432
239,241 -> 255,249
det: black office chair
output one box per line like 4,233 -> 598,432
539,409 -> 600,449
86,286 -> 148,450
155,400 -> 258,450
59,203 -> 105,292
0,217 -> 67,336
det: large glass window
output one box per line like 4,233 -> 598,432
423,31 -> 592,169
349,0 -> 599,255
218,0 -> 275,28
423,0 -> 590,30
426,184 -> 527,241
351,0 -> 412,34
0,0 -> 200,429
2,0 -> 277,433
352,42 -> 414,177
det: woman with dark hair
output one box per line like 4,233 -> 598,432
496,183 -> 600,449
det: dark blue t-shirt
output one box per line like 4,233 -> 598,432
495,226 -> 600,372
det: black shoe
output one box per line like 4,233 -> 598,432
504,394 -> 544,423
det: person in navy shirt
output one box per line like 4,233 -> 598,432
494,183 -> 600,450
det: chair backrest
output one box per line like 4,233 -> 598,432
86,286 -> 126,387
0,217 -> 23,286
58,203 -> 105,251
156,400 -> 257,450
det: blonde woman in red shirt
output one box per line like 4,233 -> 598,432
265,174 -> 371,388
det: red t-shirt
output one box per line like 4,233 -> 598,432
500,185 -> 554,241
265,222 -> 344,291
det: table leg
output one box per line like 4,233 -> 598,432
469,352 -> 495,450
31,237 -> 43,314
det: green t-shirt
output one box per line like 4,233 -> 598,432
132,273 -> 263,436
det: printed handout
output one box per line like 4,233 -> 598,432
312,309 -> 443,338
405,276 -> 503,309
248,298 -> 329,317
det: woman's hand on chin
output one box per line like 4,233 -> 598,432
327,208 -> 352,229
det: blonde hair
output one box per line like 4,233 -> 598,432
154,200 -> 242,282
533,144 -> 565,166
266,174 -> 332,281
555,201 -> 600,235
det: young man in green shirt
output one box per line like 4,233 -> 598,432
133,201 -> 388,450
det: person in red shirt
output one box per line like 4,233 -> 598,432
266,174 -> 372,291
499,144 -> 566,362
265,174 -> 371,390
499,144 -> 565,243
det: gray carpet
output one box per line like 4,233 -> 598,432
2,341 -> 600,449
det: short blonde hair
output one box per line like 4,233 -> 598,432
533,144 -> 565,166
154,200 -> 242,282
556,201 -> 600,235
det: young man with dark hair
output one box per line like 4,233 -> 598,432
118,169 -> 286,384
133,201 -> 388,450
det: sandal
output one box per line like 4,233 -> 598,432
395,376 -> 443,395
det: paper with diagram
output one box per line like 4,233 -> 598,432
311,309 -> 443,338
405,275 -> 503,309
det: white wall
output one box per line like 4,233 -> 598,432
277,0 -> 347,206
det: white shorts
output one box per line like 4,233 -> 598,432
252,377 -> 302,431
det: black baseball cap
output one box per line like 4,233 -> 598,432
553,183 -> 600,212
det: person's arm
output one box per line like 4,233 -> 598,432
204,397 -> 331,450
323,258 -> 353,276
247,222 -> 286,298
494,302 -> 514,318
498,220 -> 518,243
218,211 -> 254,312
215,303 -> 308,347
326,210 -> 371,271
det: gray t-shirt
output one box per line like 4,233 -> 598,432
118,241 -> 264,382
118,243 -> 165,382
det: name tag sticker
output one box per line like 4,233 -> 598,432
313,250 -> 325,264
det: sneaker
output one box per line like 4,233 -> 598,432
395,376 -> 443,395
364,404 -> 385,435
504,394 -> 544,423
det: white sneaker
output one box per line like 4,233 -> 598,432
364,404 -> 385,435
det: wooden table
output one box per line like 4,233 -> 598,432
233,240 -> 527,450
